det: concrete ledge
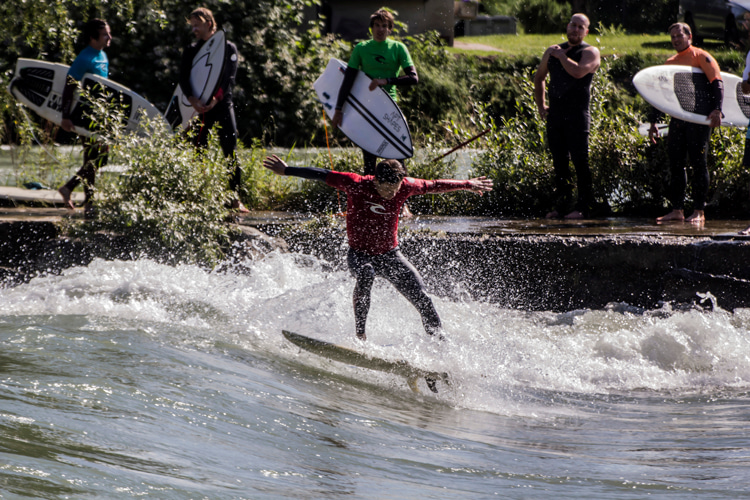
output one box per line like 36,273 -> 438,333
278,227 -> 750,312
3,214 -> 750,312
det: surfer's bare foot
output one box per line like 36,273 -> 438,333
231,199 -> 250,214
739,225 -> 750,236
656,209 -> 684,222
564,210 -> 584,220
545,210 -> 560,219
685,210 -> 705,225
58,186 -> 75,210
356,332 -> 367,341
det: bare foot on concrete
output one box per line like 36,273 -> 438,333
656,209 -> 684,222
685,210 -> 705,225
564,210 -> 585,220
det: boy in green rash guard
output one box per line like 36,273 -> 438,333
331,9 -> 418,177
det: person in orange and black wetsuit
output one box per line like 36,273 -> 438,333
648,22 -> 724,225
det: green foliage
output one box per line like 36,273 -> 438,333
470,72 -> 552,216
66,87 -> 235,266
586,0 -> 679,35
514,0 -> 571,35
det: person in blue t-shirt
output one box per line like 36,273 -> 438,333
58,18 -> 112,216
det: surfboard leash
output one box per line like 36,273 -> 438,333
322,106 -> 344,216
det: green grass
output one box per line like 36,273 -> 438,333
450,33 -> 739,60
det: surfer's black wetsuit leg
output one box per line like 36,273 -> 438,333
62,138 -> 109,204
363,151 -> 378,176
347,248 -> 376,338
547,112 -> 593,214
195,101 -> 241,192
667,119 -> 711,210
377,248 -> 442,337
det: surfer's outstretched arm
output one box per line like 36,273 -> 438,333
262,155 -> 329,181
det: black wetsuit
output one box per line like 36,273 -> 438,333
180,37 -> 241,192
546,41 -> 595,215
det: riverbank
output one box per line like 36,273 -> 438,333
2,207 -> 750,312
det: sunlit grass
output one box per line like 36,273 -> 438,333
450,33 -> 739,60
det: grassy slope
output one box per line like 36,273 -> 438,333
449,33 -> 745,72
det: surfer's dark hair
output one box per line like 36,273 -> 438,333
375,160 -> 406,184
188,7 -> 216,31
668,22 -> 691,37
370,9 -> 394,30
83,19 -> 108,42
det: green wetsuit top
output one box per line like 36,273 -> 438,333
347,38 -> 414,101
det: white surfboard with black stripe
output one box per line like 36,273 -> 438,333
314,58 -> 413,160
8,58 -> 167,137
633,65 -> 750,127
164,30 -> 226,130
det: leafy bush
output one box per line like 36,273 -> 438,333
64,89 -> 236,266
514,0 -> 571,35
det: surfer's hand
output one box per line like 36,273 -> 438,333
467,176 -> 493,195
549,45 -> 565,59
262,154 -> 288,175
369,78 -> 386,91
648,122 -> 660,144
538,105 -> 549,120
332,110 -> 343,128
61,118 -> 74,133
188,96 -> 206,113
708,109 -> 722,128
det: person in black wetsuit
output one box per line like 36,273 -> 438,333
179,7 -> 247,213
534,13 -> 600,220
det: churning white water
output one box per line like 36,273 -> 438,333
2,253 -> 749,498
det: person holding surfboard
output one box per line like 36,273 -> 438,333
648,22 -> 723,225
261,154 -> 492,342
179,7 -> 247,213
534,13 -> 600,220
57,18 -> 112,216
331,9 -> 418,216
739,17 -> 750,236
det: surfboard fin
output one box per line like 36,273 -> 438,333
407,376 -> 420,393
425,376 -> 438,393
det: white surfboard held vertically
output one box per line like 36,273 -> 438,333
633,65 -> 750,127
7,58 -> 167,137
314,58 -> 413,160
164,30 -> 226,130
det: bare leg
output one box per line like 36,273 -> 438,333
656,209 -> 685,222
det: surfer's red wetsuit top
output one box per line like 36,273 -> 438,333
325,171 -> 472,255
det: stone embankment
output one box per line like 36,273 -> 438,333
3,215 -> 750,312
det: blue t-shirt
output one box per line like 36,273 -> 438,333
68,45 -> 109,81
